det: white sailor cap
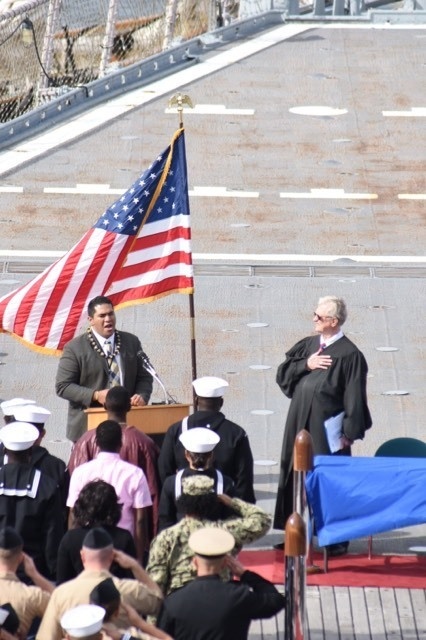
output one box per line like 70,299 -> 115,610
60,604 -> 105,637
179,427 -> 220,453
0,422 -> 39,451
13,404 -> 51,425
192,376 -> 229,398
0,398 -> 36,417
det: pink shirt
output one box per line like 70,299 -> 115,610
67,452 -> 152,535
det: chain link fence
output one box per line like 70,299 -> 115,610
0,0 -> 277,126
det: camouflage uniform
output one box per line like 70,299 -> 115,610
147,479 -> 270,595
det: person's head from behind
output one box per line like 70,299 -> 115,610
72,480 -> 122,529
188,527 -> 235,575
90,578 -> 121,623
104,386 -> 131,419
0,527 -> 23,572
179,427 -> 220,471
0,422 -> 39,464
192,376 -> 229,412
88,295 -> 115,340
12,404 -> 51,446
176,475 -> 222,520
61,604 -> 105,640
95,420 -> 122,453
0,398 -> 36,425
80,528 -> 114,571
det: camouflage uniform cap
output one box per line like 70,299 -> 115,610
181,474 -> 215,496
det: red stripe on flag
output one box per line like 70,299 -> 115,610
133,224 -> 191,250
116,251 -> 193,282
111,275 -> 194,306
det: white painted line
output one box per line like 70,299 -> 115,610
383,108 -> 426,117
251,409 -> 274,415
0,186 -> 23,193
398,194 -> 426,200
44,184 -> 125,195
289,106 -> 348,116
166,104 -> 254,115
280,188 -> 378,200
1,250 -> 426,264
193,253 -> 426,264
247,322 -> 269,328
0,250 -> 65,258
189,186 -> 258,198
42,185 -> 259,197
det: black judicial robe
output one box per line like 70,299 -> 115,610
273,334 -> 372,530
0,463 -> 64,579
157,571 -> 285,640
158,410 -> 255,503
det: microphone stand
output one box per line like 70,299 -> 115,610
137,351 -> 178,405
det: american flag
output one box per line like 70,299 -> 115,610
0,128 -> 194,354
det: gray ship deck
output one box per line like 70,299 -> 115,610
0,12 -> 425,640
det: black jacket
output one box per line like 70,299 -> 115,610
158,411 -> 255,503
157,571 -> 285,640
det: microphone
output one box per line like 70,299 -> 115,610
137,350 -> 178,405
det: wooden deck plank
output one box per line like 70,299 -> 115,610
408,590 -> 426,639
393,589 -> 418,640
317,586 -> 340,640
346,588 -> 371,640
306,586 -> 324,640
363,587 -> 387,640
334,587 -> 356,640
379,588 -> 403,640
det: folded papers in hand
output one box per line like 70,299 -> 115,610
324,411 -> 344,453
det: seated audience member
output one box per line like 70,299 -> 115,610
57,480 -> 137,585
0,422 -> 64,581
36,528 -> 163,640
158,427 -> 235,531
67,420 -> 152,562
60,603 -> 105,640
0,527 -> 53,638
67,386 -> 160,541
90,578 -> 172,640
157,527 -> 285,640
147,475 -> 270,596
158,376 -> 255,503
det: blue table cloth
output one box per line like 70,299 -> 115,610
305,455 -> 426,546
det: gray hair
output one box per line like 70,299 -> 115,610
318,296 -> 347,325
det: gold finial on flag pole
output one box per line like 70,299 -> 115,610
168,93 -> 193,128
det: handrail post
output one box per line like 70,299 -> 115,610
284,512 -> 306,640
293,429 -> 321,574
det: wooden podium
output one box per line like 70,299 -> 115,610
85,404 -> 190,438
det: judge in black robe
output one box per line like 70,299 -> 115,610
273,296 -> 372,532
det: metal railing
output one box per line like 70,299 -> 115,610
0,0 -> 286,126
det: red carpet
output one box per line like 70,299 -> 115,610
238,550 -> 426,589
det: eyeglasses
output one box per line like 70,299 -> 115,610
313,312 -> 333,322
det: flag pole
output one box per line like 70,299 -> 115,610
168,93 -> 197,407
